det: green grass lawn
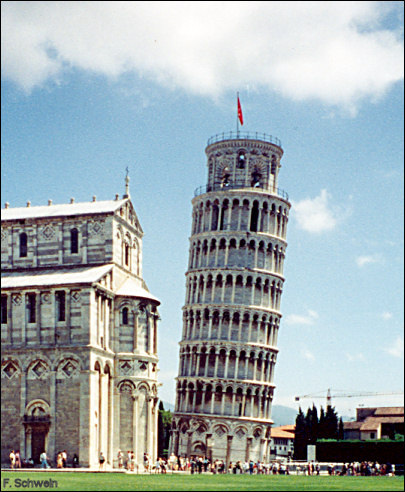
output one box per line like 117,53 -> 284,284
1,472 -> 404,492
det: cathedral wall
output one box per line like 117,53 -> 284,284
2,197 -> 160,468
1,364 -> 21,462
55,378 -> 81,458
137,387 -> 148,462
119,388 -> 133,452
2,288 -> 91,347
1,216 -> 116,271
26,379 -> 51,410
86,217 -> 113,264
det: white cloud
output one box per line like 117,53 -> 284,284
285,309 -> 319,326
1,2 -> 403,112
355,254 -> 381,267
302,349 -> 315,361
346,352 -> 365,361
385,336 -> 404,358
381,311 -> 393,320
292,189 -> 340,233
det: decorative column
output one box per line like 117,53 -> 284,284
245,437 -> 252,461
226,435 -> 233,468
19,372 -> 27,459
132,394 -> 138,462
48,370 -> 57,462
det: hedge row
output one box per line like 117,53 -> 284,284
315,440 -> 404,464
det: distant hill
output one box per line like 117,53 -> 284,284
161,401 -> 175,412
271,405 -> 298,426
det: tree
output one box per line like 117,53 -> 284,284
157,401 -> 172,458
338,417 -> 344,441
306,404 -> 319,444
318,406 -> 327,439
323,405 -> 339,440
293,407 -> 307,460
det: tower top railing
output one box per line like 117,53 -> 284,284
194,182 -> 289,201
207,131 -> 282,148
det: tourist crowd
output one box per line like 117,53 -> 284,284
8,448 -> 398,477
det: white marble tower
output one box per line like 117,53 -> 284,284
170,131 -> 291,464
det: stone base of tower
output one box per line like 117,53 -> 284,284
170,413 -> 272,464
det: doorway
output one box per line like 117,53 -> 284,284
29,424 -> 49,464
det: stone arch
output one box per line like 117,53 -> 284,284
117,379 -> 135,393
241,199 -> 250,230
27,358 -> 51,380
94,359 -> 104,372
192,441 -> 206,456
234,424 -> 248,439
23,398 -> 52,464
211,200 -> 220,231
1,358 -> 22,379
103,360 -> 113,375
219,199 -> 229,230
213,422 -> 229,439
238,350 -> 247,379
224,386 -> 234,416
217,348 -> 227,378
227,349 -> 237,378
56,357 -> 81,380
230,312 -> 240,341
138,382 -> 151,393
25,398 -> 50,416
250,200 -> 260,232
54,352 -> 82,370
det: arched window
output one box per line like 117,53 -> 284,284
250,201 -> 259,232
221,167 -> 231,188
19,232 -> 28,257
124,243 -> 130,266
122,307 -> 129,325
251,169 -> 261,187
237,151 -> 246,169
55,291 -> 66,322
27,293 -> 36,323
271,155 -> 277,175
70,228 -> 79,254
1,295 -> 7,324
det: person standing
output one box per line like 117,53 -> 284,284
9,450 -> 16,469
57,453 -> 63,468
143,453 -> 149,472
40,451 -> 50,469
99,452 -> 105,471
117,450 -> 124,469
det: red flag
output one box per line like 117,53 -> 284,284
237,96 -> 243,125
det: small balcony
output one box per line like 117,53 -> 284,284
194,182 -> 289,201
207,131 -> 282,148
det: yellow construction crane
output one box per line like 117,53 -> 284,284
294,388 -> 404,409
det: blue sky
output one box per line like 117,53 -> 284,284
1,1 -> 404,418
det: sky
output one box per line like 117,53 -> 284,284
1,1 -> 404,419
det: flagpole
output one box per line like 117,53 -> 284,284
236,92 -> 239,137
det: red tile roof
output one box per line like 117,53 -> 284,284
271,426 -> 295,439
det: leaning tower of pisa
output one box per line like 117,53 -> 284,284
170,131 -> 291,465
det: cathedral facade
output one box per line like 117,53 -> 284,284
1,183 -> 160,468
170,132 -> 291,464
